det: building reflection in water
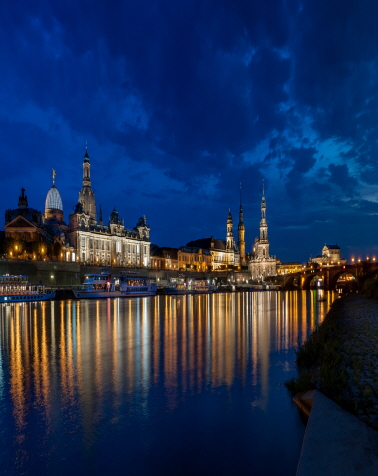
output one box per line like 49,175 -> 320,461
0,290 -> 333,443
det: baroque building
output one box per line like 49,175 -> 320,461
68,148 -> 151,267
309,244 -> 346,267
249,185 -> 277,280
186,210 -> 240,270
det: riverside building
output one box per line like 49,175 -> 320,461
4,148 -> 151,266
68,148 -> 151,267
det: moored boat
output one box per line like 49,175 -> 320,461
163,276 -> 216,295
0,275 -> 55,303
163,277 -> 188,295
72,270 -> 157,299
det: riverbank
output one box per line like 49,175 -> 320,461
287,294 -> 378,430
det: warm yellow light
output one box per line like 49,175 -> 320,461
374,258 -> 376,261
352,258 -> 355,262
367,257 -> 370,260
358,259 -> 361,262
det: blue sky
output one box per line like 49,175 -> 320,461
1,0 -> 378,262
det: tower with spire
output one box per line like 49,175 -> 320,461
249,181 -> 277,280
238,183 -> 246,265
226,209 -> 236,250
78,145 -> 96,225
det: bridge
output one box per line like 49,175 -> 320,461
281,261 -> 378,290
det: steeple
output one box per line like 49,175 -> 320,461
98,204 -> 103,225
83,144 -> 91,186
77,145 -> 96,224
259,180 -> 268,243
238,182 -> 246,264
226,209 -> 235,250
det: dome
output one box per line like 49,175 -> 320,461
45,185 -> 63,212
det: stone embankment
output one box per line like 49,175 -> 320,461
294,295 -> 378,475
292,294 -> 378,429
337,296 -> 378,427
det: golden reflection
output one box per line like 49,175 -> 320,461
9,304 -> 27,439
1,291 -> 335,435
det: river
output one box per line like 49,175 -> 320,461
0,290 -> 334,475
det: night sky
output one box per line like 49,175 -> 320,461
1,1 -> 378,263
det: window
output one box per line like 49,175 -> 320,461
81,237 -> 86,248
116,241 -> 121,253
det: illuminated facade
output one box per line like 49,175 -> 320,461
277,262 -> 302,275
249,185 -> 277,280
186,211 -> 241,270
178,247 -> 212,271
69,148 -> 151,266
310,244 -> 346,267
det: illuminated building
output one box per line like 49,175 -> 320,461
309,244 -> 346,267
178,247 -> 212,271
68,148 -> 151,266
186,210 -> 241,270
277,262 -> 303,275
150,247 -> 179,270
44,169 -> 69,245
249,184 -> 277,280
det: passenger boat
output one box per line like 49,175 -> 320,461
190,278 -> 215,294
0,275 -> 55,303
72,270 -> 157,299
163,276 -> 216,295
163,277 -> 188,295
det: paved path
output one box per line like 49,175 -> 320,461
297,390 -> 378,475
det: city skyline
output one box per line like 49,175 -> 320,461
1,1 -> 378,262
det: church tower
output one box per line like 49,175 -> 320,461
226,210 -> 235,250
249,181 -> 276,280
238,184 -> 246,265
78,146 -> 96,225
255,183 -> 269,259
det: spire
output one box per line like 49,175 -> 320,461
52,168 -> 56,186
238,182 -> 245,264
99,204 -> 103,225
83,145 -> 91,185
84,142 -> 90,163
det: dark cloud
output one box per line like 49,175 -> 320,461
0,0 -> 377,261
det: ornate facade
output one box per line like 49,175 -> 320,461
249,185 -> 277,280
310,245 -> 346,267
187,210 -> 240,270
68,148 -> 151,267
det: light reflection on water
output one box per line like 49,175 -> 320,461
0,290 -> 334,475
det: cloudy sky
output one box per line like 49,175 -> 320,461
1,0 -> 378,262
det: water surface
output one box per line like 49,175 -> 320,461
0,291 -> 333,475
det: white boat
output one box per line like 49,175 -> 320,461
72,270 -> 157,299
0,275 -> 55,303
